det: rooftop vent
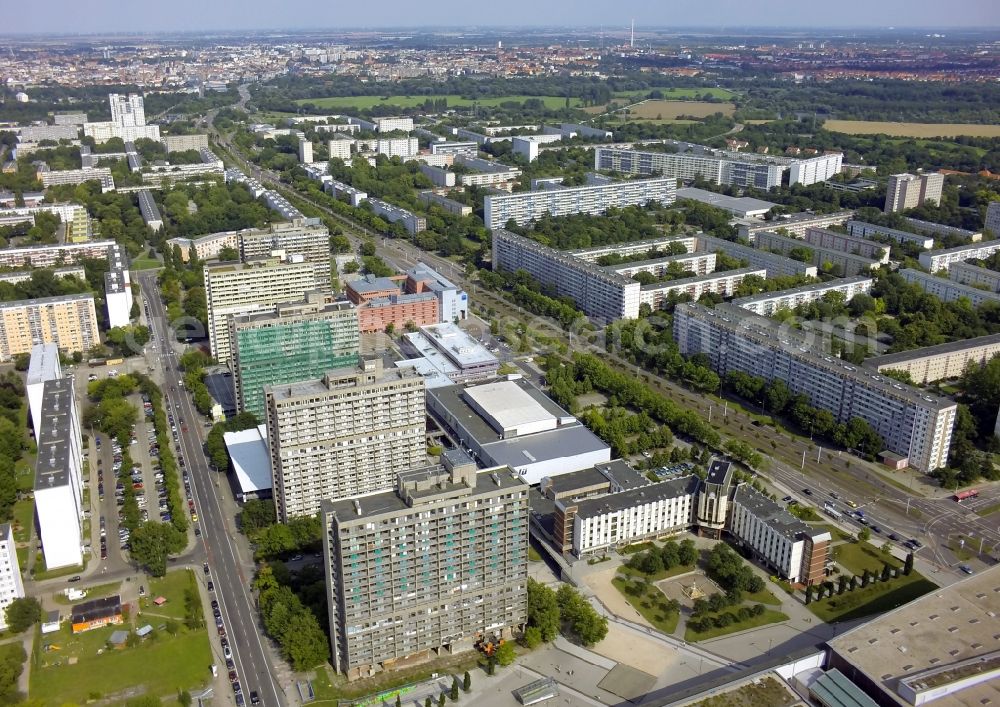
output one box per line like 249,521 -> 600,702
353,500 -> 362,516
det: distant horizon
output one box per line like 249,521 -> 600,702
4,0 -> 998,36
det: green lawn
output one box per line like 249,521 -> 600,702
527,545 -> 542,562
684,608 -> 789,642
976,501 -> 1000,517
807,573 -> 937,623
745,587 -> 782,606
831,540 -> 901,576
14,459 -> 34,492
619,562 -> 695,582
30,621 -> 212,705
612,576 -> 680,635
295,94 -> 589,110
138,567 -> 196,622
12,499 -> 33,544
130,257 -> 162,271
620,541 -> 655,555
32,561 -> 85,582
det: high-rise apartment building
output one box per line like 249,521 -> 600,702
884,173 -> 944,213
229,294 -> 360,421
298,139 -> 313,164
673,303 -> 956,472
265,359 -> 426,521
109,93 -> 146,127
204,258 -> 318,362
0,294 -> 99,361
322,451 -> 528,680
237,223 -> 332,291
483,177 -> 675,230
0,524 -> 24,630
34,377 -> 84,570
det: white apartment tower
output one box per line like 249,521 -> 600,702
0,525 -> 24,630
884,173 -> 944,214
109,93 -> 146,127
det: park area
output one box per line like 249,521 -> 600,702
823,120 -> 1000,138
30,570 -> 212,705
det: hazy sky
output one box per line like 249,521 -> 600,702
6,0 -> 999,35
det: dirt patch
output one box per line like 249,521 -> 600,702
583,566 -> 653,628
591,622 -> 678,676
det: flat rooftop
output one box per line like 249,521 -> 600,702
464,380 -> 557,434
27,343 -> 60,386
676,187 -> 777,215
223,425 -> 272,495
731,275 -> 873,306
865,333 -> 1000,368
418,323 -> 498,369
323,465 -> 527,523
35,378 -> 77,490
481,424 -> 610,471
546,460 -> 648,497
827,565 -> 1000,707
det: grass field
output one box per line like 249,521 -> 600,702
296,94 -> 586,110
129,257 -> 162,271
807,573 -> 937,623
824,120 -> 1000,138
624,100 -> 735,120
619,562 -> 695,582
976,501 -> 1000,517
31,569 -> 211,705
612,576 -> 681,635
52,580 -> 122,605
831,540 -> 900,576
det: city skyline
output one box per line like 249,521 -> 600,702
4,0 -> 999,35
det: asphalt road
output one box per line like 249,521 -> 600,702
138,271 -> 286,707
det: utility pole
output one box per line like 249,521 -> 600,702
816,446 -> 823,464
801,449 -> 806,470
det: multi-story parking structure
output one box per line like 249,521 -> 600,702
322,451 -> 528,681
673,303 -> 956,472
732,276 -> 873,316
265,359 -> 426,522
483,177 -> 675,230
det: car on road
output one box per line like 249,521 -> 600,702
229,670 -> 237,681
291,554 -> 303,561
888,533 -> 899,541
223,645 -> 232,660
207,581 -> 214,591
802,488 -> 813,496
211,600 -> 219,610
232,681 -> 242,695
871,525 -> 882,534
846,500 -> 858,508
68,575 -> 81,583
194,528 -> 201,537
782,496 -> 792,502
829,492 -> 839,499
249,691 -> 260,705
203,562 -> 210,574
910,538 -> 923,548
236,694 -> 245,706
959,564 -> 975,575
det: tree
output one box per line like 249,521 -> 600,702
426,698 -> 433,707
240,499 -> 277,533
522,626 -> 542,649
450,676 -> 460,701
804,585 -> 812,604
281,611 -> 330,671
526,579 -> 560,642
395,695 -> 402,707
858,527 -> 871,543
837,575 -> 848,595
903,553 -> 914,576
129,522 -> 186,576
463,671 -> 471,692
495,640 -> 516,666
678,538 -> 698,566
5,598 -> 41,633
439,693 -> 446,707
177,690 -> 192,706
881,562 -> 892,582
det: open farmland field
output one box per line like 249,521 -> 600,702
295,94 -> 585,110
824,120 -> 1000,138
624,99 -> 736,120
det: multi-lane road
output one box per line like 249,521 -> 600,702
138,271 -> 286,707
